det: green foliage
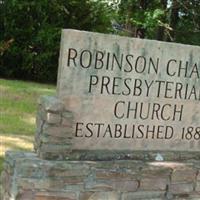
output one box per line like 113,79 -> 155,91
115,0 -> 165,38
172,0 -> 200,45
115,0 -> 200,45
1,0 -> 111,82
1,0 -> 200,82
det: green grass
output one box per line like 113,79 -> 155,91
0,78 -> 56,135
0,78 -> 56,172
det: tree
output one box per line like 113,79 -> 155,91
114,0 -> 200,45
115,0 -> 166,39
172,0 -> 200,45
1,0 -> 200,82
0,0 -> 112,82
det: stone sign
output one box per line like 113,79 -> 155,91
3,29 -> 200,199
56,29 -> 200,151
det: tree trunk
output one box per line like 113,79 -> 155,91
135,0 -> 149,38
167,0 -> 179,42
156,0 -> 167,41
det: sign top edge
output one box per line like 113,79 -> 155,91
61,29 -> 200,49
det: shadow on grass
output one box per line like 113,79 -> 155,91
1,134 -> 34,143
0,156 -> 5,172
16,135 -> 34,143
1,135 -> 33,151
3,140 -> 33,152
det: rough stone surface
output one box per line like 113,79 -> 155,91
34,96 -> 73,160
38,96 -> 64,112
194,181 -> 200,191
121,191 -> 166,200
33,30 -> 200,159
171,167 -> 197,183
80,192 -> 120,200
56,29 -> 200,152
35,191 -> 78,200
168,183 -> 194,194
34,95 -> 200,161
139,177 -> 169,191
45,112 -> 62,124
2,152 -> 200,200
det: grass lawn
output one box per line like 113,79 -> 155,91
0,78 -> 56,172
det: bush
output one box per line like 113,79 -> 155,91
0,0 -> 111,82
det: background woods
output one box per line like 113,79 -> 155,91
116,0 -> 200,43
0,0 -> 112,82
0,0 -> 200,83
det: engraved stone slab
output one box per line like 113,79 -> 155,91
57,29 -> 200,151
